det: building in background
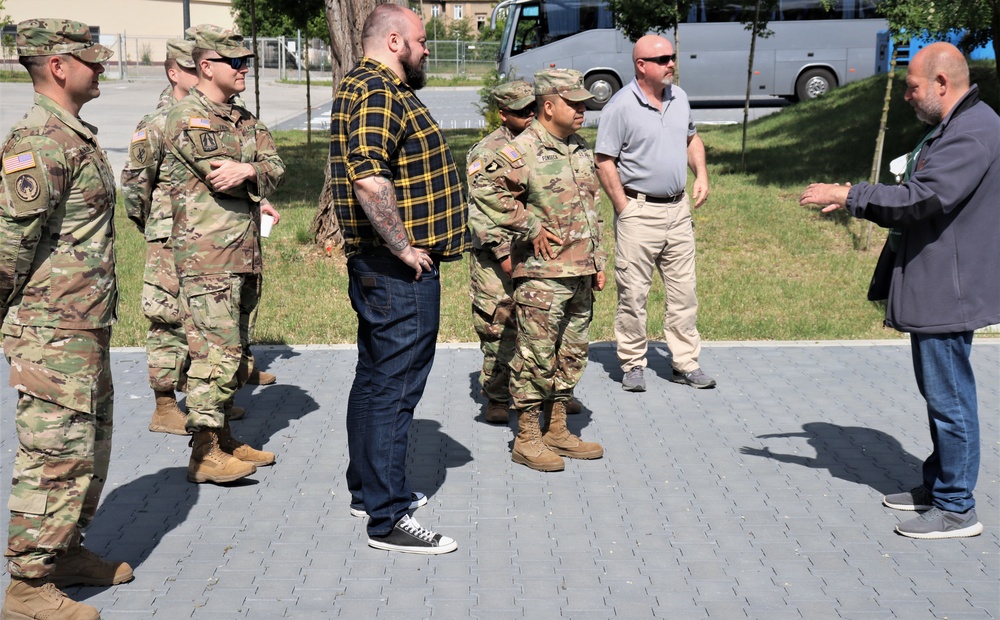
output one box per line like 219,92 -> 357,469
418,1 -> 495,36
3,0 -> 235,63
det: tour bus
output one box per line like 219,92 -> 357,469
491,0 -> 888,109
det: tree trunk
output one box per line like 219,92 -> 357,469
865,47 -> 899,251
313,0 -> 402,252
305,46 -> 312,147
740,0 -> 762,171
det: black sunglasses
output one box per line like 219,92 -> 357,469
505,104 -> 537,118
206,56 -> 253,70
640,54 -> 676,65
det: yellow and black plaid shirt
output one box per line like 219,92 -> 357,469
330,58 -> 469,259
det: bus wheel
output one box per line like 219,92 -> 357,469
795,68 -> 836,101
584,72 -> 619,111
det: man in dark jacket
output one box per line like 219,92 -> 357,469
800,42 -> 999,540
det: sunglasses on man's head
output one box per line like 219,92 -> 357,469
206,56 -> 253,70
505,104 -> 537,118
640,54 -> 676,64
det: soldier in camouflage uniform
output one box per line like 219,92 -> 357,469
466,81 -> 534,424
470,69 -> 606,472
121,37 -> 278,437
1,18 -> 133,620
468,81 -> 587,425
163,25 -> 285,484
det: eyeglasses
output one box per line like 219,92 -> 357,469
505,104 -> 536,118
639,54 -> 676,65
206,56 -> 253,70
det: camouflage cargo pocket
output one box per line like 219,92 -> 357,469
513,285 -> 553,312
141,281 -> 182,324
7,355 -> 95,414
184,276 -> 236,332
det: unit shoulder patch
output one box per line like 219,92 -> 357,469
3,164 -> 49,217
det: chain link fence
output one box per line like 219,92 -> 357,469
1,31 -> 499,82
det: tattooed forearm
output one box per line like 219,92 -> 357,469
355,176 -> 409,252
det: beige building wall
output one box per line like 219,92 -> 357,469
4,0 -> 236,39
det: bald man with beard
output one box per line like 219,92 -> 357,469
801,42 -> 999,540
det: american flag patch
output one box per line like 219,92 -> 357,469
2,152 -> 36,174
190,117 -> 212,129
467,159 -> 482,176
131,129 -> 147,143
500,144 -> 521,164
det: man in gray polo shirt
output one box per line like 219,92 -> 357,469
595,33 -> 714,392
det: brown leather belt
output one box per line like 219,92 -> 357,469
623,187 -> 684,203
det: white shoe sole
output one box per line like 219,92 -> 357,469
368,537 -> 458,554
895,521 -> 984,539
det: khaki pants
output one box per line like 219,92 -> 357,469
613,194 -> 701,373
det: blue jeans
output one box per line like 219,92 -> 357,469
910,332 -> 979,513
345,253 -> 440,535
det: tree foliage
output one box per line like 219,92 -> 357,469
602,0 -> 695,42
232,0 -> 329,41
877,0 -> 999,93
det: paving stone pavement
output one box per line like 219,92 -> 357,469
1,340 -> 998,619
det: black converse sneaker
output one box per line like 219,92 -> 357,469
368,515 -> 458,555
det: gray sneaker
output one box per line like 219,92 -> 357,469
622,367 -> 646,392
895,507 -> 983,540
883,486 -> 933,511
670,368 -> 716,389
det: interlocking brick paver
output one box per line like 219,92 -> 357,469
1,341 -> 997,618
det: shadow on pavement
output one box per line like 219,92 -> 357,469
408,419 -> 473,499
740,421 -> 924,493
71,468 -> 197,601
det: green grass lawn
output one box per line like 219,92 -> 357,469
109,65 -> 998,347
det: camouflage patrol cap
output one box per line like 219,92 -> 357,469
534,68 -> 593,102
166,38 -> 195,69
16,18 -> 113,63
189,24 -> 253,58
493,81 -> 534,111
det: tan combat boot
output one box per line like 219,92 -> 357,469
148,390 -> 188,435
50,546 -> 133,588
224,399 -> 246,421
484,400 -> 510,424
245,367 -> 276,385
2,578 -> 100,620
542,401 -> 604,459
217,421 -> 275,466
187,429 -> 257,484
511,409 -> 564,472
